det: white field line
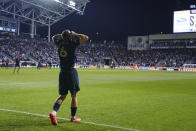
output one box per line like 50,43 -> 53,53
0,108 -> 140,131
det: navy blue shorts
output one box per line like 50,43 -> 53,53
59,68 -> 80,95
15,64 -> 20,67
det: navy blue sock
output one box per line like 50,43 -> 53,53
71,107 -> 77,117
53,102 -> 61,112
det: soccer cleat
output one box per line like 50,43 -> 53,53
70,116 -> 81,122
49,113 -> 58,125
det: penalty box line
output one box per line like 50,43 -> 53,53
0,108 -> 140,131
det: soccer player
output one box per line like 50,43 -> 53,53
6,59 -> 9,69
49,29 -> 88,125
48,60 -> 52,69
1,58 -> 6,68
37,60 -> 41,70
13,56 -> 21,73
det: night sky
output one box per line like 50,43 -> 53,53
36,0 -> 196,41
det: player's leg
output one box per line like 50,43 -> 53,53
52,94 -> 67,114
70,68 -> 81,122
71,94 -> 77,117
70,94 -> 81,122
49,71 -> 68,125
49,94 -> 67,125
17,66 -> 20,72
13,66 -> 16,73
71,94 -> 77,107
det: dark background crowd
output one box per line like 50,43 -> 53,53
0,36 -> 196,68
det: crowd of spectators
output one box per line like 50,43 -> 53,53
113,49 -> 196,67
0,38 -> 30,61
0,37 -> 57,65
77,41 -> 114,66
0,36 -> 196,68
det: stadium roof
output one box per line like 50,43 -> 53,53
0,0 -> 90,26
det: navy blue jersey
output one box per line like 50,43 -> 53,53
15,58 -> 20,65
54,37 -> 80,71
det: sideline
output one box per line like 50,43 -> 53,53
0,108 -> 140,131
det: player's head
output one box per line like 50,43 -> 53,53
62,29 -> 71,42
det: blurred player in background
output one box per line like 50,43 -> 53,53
13,56 -> 20,73
37,60 -> 41,70
134,64 -> 139,71
6,59 -> 9,69
1,58 -> 6,68
49,29 -> 88,125
48,60 -> 52,69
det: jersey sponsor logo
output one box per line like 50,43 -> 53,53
60,47 -> 68,58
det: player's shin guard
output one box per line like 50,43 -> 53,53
53,102 -> 61,112
71,107 -> 77,117
70,107 -> 81,122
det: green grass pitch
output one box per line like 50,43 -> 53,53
0,68 -> 196,131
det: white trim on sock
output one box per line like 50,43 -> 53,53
52,111 -> 56,115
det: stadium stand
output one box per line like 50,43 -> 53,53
0,36 -> 196,68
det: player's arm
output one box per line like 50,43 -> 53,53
71,31 -> 89,44
52,34 -> 62,42
52,34 -> 62,46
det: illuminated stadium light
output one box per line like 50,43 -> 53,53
54,0 -> 61,3
54,0 -> 78,10
69,1 -> 76,7
54,0 -> 76,7
190,5 -> 196,9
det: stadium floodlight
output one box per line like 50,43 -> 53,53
190,5 -> 196,9
54,0 -> 76,7
69,1 -> 76,7
54,0 -> 61,3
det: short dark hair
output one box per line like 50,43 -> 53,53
62,29 -> 71,42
